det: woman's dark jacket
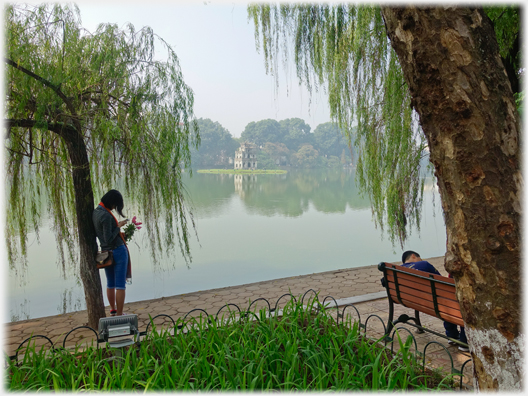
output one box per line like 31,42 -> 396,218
93,205 -> 125,251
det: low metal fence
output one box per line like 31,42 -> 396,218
6,289 -> 473,389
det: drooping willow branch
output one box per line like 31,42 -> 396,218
4,57 -> 76,115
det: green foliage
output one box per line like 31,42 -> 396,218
291,144 -> 319,168
279,118 -> 312,150
257,148 -> 276,168
240,118 -> 317,152
313,122 -> 354,159
319,155 -> 342,169
190,118 -> 238,168
248,4 -> 425,246
484,6 -> 522,114
241,118 -> 282,145
259,142 -> 290,168
236,118 -> 355,169
484,6 -> 521,80
5,4 -> 199,270
6,296 -> 455,391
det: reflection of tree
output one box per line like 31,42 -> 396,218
183,174 -> 236,217
57,288 -> 83,315
244,174 -> 308,217
183,170 -> 371,219
10,299 -> 30,322
241,169 -> 371,217
311,170 -> 371,213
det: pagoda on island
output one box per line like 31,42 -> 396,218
234,142 -> 258,170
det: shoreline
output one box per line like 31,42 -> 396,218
4,257 -> 446,356
6,257 -> 445,325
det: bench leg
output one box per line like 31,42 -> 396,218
414,310 -> 425,334
386,300 -> 395,337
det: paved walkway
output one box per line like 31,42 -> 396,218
4,256 -> 473,388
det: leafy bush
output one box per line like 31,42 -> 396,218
6,297 -> 455,391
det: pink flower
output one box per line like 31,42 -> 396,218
136,226 -> 142,230
131,216 -> 143,226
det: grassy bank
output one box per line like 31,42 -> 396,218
197,169 -> 287,174
7,297 -> 456,391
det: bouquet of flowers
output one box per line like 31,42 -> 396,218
123,216 -> 142,243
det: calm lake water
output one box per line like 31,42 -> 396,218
7,169 -> 446,322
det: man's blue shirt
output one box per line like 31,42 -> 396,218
402,260 -> 441,275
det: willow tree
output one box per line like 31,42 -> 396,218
5,4 -> 199,328
248,4 -> 522,391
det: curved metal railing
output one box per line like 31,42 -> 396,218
6,290 -> 473,389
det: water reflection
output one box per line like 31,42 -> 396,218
10,299 -> 30,322
234,174 -> 258,200
187,169 -> 371,218
57,288 -> 83,315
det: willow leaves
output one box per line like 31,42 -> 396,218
249,4 -> 429,246
5,4 -> 199,274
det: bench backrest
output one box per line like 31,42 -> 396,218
378,262 -> 464,327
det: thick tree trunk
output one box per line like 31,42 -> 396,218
63,124 -> 106,329
381,7 -> 522,391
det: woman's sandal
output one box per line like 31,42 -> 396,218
110,309 -> 117,317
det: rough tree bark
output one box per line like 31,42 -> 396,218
6,56 -> 108,329
63,122 -> 106,329
7,117 -> 107,329
381,7 -> 522,391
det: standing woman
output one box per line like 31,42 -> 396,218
93,190 -> 132,316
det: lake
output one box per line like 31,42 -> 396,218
7,169 -> 446,322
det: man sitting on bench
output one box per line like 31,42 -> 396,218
401,250 -> 468,352
401,250 -> 441,275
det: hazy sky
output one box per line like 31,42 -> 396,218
78,1 -> 332,137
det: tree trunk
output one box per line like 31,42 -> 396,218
63,124 -> 106,329
381,7 -> 522,391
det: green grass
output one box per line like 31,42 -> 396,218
6,297 -> 456,391
197,169 -> 287,174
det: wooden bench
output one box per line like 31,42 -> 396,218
378,262 -> 467,347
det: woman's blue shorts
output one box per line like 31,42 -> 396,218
104,244 -> 128,290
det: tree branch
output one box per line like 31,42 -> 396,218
4,57 -> 76,114
78,90 -> 130,108
5,118 -> 78,141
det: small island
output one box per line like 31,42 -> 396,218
197,169 -> 287,174
198,142 -> 290,174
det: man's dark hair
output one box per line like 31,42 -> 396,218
402,250 -> 420,264
101,190 -> 125,217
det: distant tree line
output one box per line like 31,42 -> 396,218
191,117 -> 356,169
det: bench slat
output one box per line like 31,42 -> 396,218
386,274 -> 458,301
388,292 -> 465,326
385,267 -> 455,293
387,284 -> 461,311
388,289 -> 463,318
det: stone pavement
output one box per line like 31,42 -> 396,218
4,256 -> 473,388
